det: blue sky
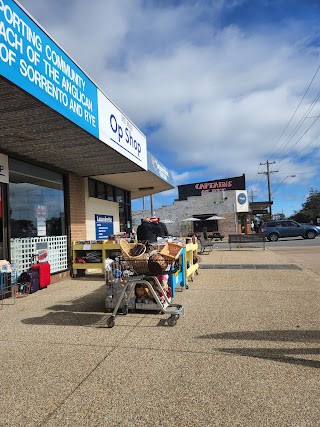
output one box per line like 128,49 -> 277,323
20,0 -> 320,217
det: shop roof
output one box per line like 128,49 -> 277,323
249,201 -> 273,209
0,77 -> 173,199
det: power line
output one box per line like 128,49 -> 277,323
272,175 -> 296,196
265,65 -> 320,160
279,126 -> 320,168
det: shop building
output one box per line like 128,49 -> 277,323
132,175 -> 250,237
0,0 -> 174,278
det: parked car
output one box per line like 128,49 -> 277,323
260,220 -> 320,241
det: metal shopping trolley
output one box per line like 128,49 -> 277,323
104,256 -> 184,328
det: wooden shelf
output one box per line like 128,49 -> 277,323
72,241 -> 121,277
186,263 -> 198,276
73,263 -> 103,270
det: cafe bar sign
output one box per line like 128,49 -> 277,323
178,174 -> 246,200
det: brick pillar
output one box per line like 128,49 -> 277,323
68,173 -> 86,242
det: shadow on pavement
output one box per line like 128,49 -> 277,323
198,330 -> 320,342
197,330 -> 320,368
21,284 -> 107,327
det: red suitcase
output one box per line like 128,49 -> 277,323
31,262 -> 51,288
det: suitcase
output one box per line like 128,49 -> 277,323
31,262 -> 51,288
19,270 -> 40,293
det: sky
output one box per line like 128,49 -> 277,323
20,0 -> 320,218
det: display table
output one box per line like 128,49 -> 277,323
168,242 -> 198,297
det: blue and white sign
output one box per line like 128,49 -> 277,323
98,90 -> 147,169
95,214 -> 114,239
237,192 -> 247,205
0,0 -> 99,137
0,0 -> 174,184
236,190 -> 249,212
147,152 -> 174,186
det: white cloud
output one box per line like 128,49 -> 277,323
20,0 -> 320,215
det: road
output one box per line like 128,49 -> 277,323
264,235 -> 320,248
216,236 -> 320,278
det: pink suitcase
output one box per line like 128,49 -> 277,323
31,262 -> 51,288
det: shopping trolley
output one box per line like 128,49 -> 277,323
104,256 -> 184,328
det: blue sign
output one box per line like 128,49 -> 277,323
95,214 -> 113,239
0,0 -> 99,137
147,152 -> 174,186
237,192 -> 247,205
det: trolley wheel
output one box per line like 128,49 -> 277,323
185,284 -> 189,289
167,315 -> 177,327
173,314 -> 180,320
106,316 -> 115,328
121,305 -> 128,315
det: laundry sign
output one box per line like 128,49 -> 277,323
95,214 -> 114,239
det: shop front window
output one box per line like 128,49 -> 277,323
97,181 -> 105,200
115,188 -> 124,203
106,184 -> 114,201
87,178 -> 132,232
9,159 -> 66,238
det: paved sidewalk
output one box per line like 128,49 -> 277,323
0,247 -> 319,426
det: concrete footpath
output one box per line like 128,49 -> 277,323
0,247 -> 319,427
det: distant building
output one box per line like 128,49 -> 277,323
133,175 -> 250,236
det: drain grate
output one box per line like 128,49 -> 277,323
200,264 -> 301,270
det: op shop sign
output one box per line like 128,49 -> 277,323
0,0 -> 99,138
98,90 -> 147,170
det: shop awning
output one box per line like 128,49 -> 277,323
249,201 -> 273,214
0,77 -> 173,199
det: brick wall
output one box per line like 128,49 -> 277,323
68,173 -> 86,241
132,190 -> 247,237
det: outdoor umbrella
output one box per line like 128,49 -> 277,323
181,217 -> 201,222
205,215 -> 225,220
161,219 -> 175,224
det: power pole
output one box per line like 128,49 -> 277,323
259,160 -> 278,218
249,189 -> 257,203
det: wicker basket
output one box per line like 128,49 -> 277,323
125,258 -> 178,275
120,239 -> 147,260
126,259 -> 150,275
160,242 -> 183,260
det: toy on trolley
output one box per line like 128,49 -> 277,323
104,240 -> 184,328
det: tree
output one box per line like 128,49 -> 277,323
289,188 -> 320,223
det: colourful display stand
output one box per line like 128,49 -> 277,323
168,243 -> 198,297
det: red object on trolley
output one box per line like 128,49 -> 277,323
31,262 -> 51,288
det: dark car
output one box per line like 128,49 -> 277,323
260,220 -> 320,242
